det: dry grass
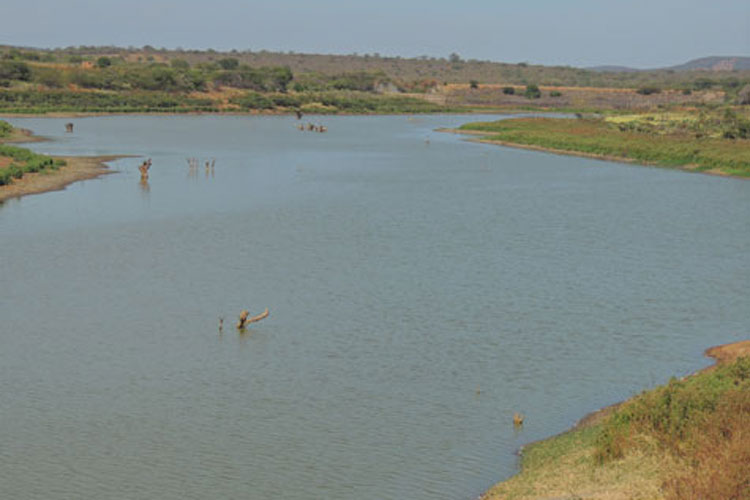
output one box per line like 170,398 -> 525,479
483,429 -> 679,500
482,342 -> 750,500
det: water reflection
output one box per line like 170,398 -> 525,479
138,177 -> 150,194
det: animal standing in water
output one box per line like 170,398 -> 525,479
138,158 -> 152,180
64,123 -> 74,133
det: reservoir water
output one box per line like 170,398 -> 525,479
1,114 -> 749,499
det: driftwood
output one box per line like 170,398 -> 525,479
236,308 -> 270,329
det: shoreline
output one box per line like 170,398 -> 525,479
0,155 -> 129,203
482,339 -> 750,499
440,128 -> 745,180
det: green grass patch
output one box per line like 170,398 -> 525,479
459,115 -> 750,177
0,143 -> 60,184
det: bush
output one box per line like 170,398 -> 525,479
170,59 -> 190,70
0,120 -> 12,138
0,61 -> 31,81
636,86 -> 661,95
217,57 -> 239,70
502,86 -> 515,95
469,80 -> 479,89
230,92 -> 275,110
595,357 -> 750,463
550,91 -> 562,97
524,84 -> 541,99
96,57 -> 112,68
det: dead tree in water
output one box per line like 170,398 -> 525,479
65,123 -> 74,133
236,308 -> 270,330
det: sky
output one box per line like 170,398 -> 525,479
1,0 -> 748,68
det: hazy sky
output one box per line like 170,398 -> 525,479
2,0 -> 748,68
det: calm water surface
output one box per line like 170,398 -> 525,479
1,115 -> 749,499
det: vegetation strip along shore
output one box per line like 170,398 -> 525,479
451,112 -> 750,178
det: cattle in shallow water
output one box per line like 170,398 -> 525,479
139,158 -> 152,179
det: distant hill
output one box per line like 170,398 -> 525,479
666,56 -> 750,71
589,56 -> 750,73
587,65 -> 640,73
2,45 -> 749,91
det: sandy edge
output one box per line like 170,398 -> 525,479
0,155 -> 131,203
439,128 -> 747,180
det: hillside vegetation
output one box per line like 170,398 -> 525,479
1,45 -> 749,114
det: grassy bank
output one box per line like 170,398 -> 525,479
484,342 -> 750,500
1,120 -> 121,201
458,110 -> 750,177
0,140 -> 66,185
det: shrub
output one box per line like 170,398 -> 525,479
595,357 -> 750,463
0,120 -> 12,137
9,164 -> 24,178
96,57 -> 112,68
550,90 -> 562,97
170,58 -> 190,70
230,92 -> 275,110
469,80 -> 479,89
0,169 -> 11,185
0,61 -> 31,81
217,57 -> 239,70
524,84 -> 541,99
636,86 -> 661,95
502,86 -> 515,95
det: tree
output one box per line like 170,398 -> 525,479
524,84 -> 541,99
469,80 -> 479,89
171,58 -> 190,70
96,56 -> 112,68
449,53 -> 461,64
0,61 -> 31,81
217,57 -> 239,70
737,84 -> 750,105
